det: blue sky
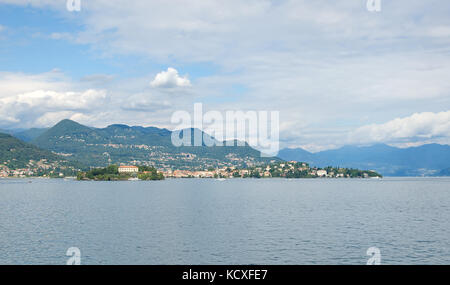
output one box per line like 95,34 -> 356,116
0,0 -> 450,151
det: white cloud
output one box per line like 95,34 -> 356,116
0,89 -> 107,128
0,71 -> 181,130
0,70 -> 70,97
1,89 -> 106,110
41,0 -> 450,63
2,1 -> 450,150
121,93 -> 171,112
150,68 -> 191,88
0,71 -> 109,128
349,111 -> 450,144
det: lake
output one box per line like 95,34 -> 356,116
0,177 -> 449,265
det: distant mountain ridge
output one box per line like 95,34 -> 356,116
0,128 -> 48,142
278,144 -> 450,176
30,119 -> 279,169
438,167 -> 450,176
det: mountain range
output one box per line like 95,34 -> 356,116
278,144 -> 450,176
26,119 -> 278,169
2,119 -> 450,176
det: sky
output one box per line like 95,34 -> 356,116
0,0 -> 449,152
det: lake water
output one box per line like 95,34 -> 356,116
0,177 -> 449,265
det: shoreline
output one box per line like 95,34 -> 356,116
3,176 -> 450,181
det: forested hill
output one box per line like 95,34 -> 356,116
0,132 -> 59,167
0,132 -> 83,172
30,119 -> 279,169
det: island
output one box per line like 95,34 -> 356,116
77,165 -> 164,181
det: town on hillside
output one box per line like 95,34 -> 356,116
161,161 -> 382,179
75,161 -> 382,181
1,159 -> 382,179
0,159 -> 80,178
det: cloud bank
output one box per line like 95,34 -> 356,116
350,111 -> 450,145
1,1 -> 450,150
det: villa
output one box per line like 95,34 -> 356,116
118,165 -> 139,174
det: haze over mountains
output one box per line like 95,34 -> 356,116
278,144 -> 450,176
0,128 -> 48,142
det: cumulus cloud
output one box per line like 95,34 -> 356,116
0,71 -> 109,128
349,111 -> 450,144
150,68 -> 191,88
0,89 -> 107,128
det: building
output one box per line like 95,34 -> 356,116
118,165 -> 139,174
316,170 -> 327,177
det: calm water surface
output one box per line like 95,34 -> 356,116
0,177 -> 449,264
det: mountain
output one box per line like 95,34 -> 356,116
276,147 -> 315,162
0,132 -> 83,173
278,144 -> 450,176
437,167 -> 450,176
12,128 -> 49,142
31,119 -> 279,169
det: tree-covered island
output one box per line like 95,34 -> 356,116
77,165 -> 164,181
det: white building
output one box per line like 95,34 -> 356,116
316,170 -> 327,177
118,166 -> 139,173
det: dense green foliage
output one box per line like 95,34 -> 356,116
234,161 -> 382,179
138,168 -> 164,181
77,165 -> 164,181
0,132 -> 59,168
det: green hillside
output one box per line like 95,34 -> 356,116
0,133 -> 59,168
31,119 -> 279,169
0,132 -> 84,175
